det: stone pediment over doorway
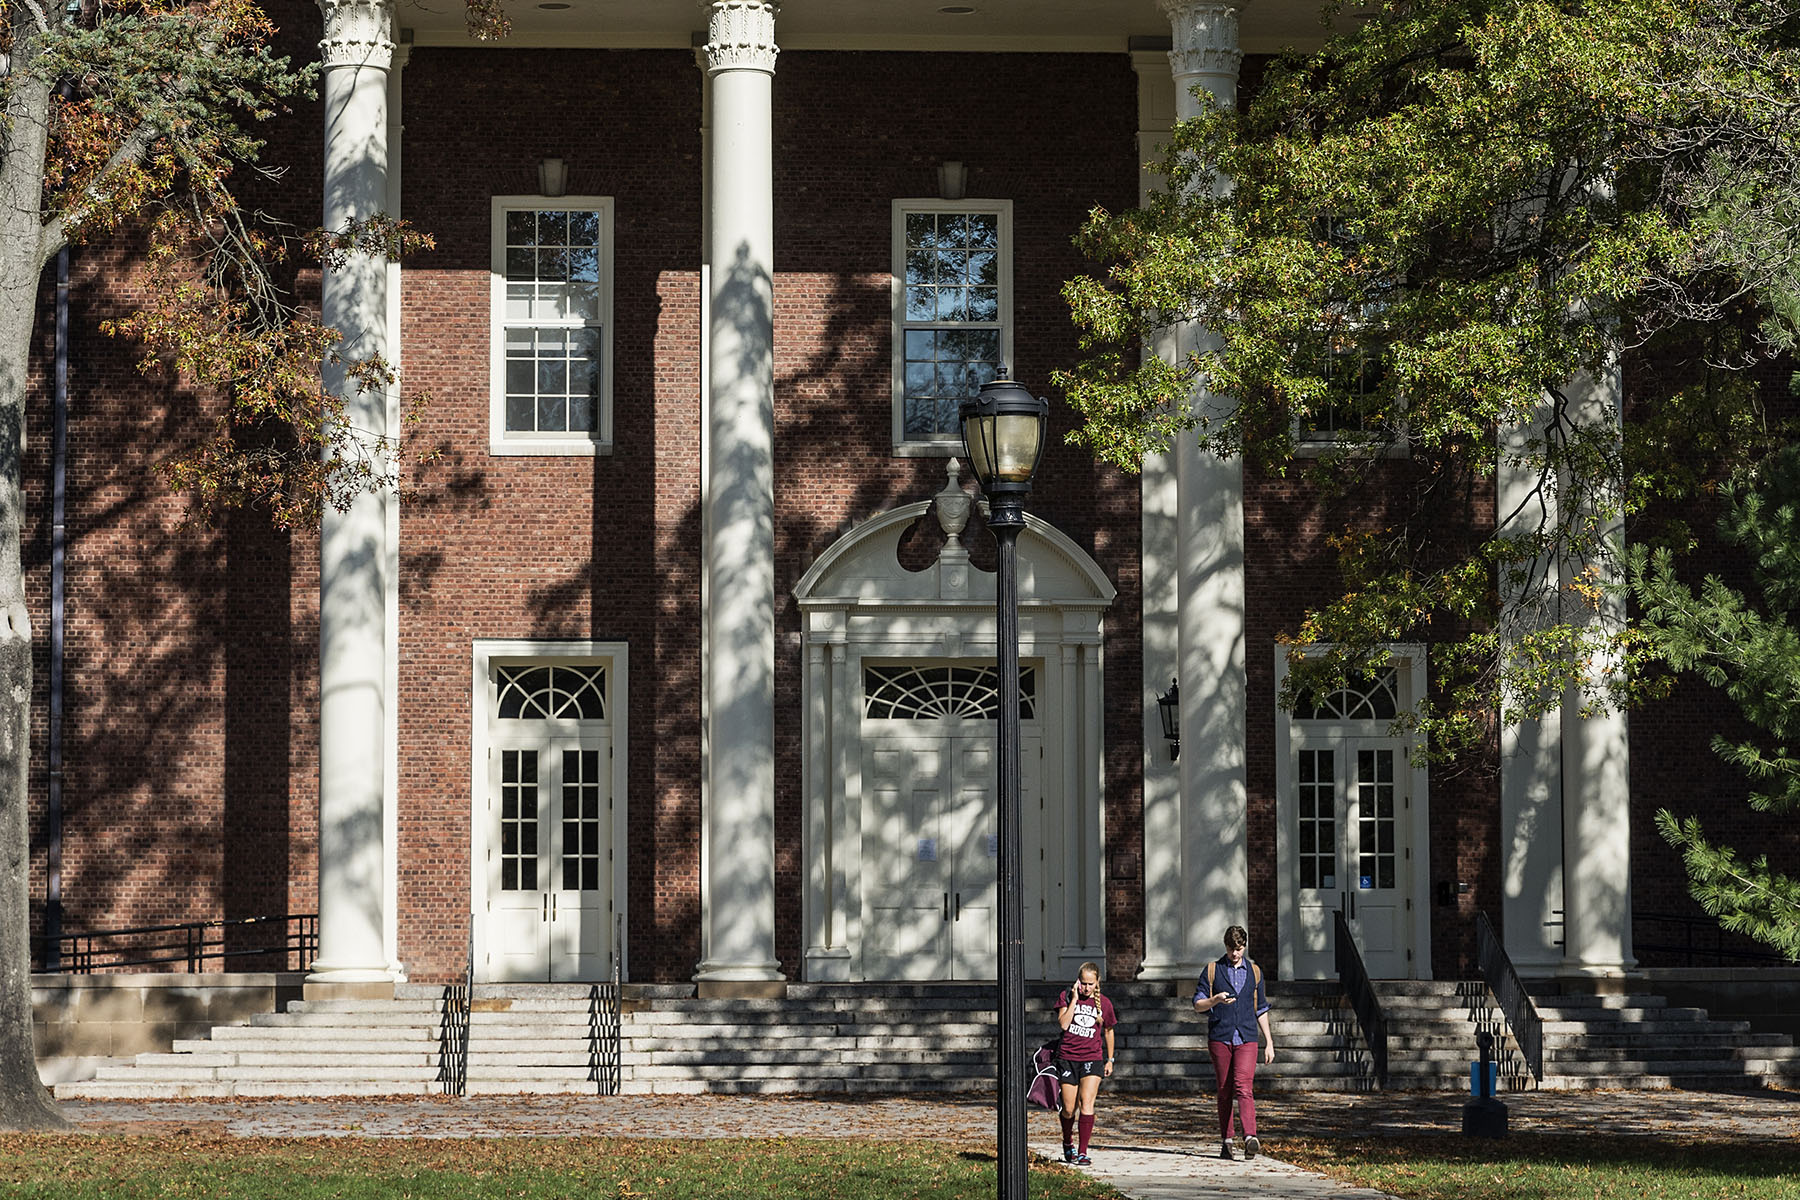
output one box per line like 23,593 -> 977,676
794,461 -> 1117,613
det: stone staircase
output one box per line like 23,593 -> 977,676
1528,987 -> 1800,1091
52,977 -> 1799,1099
1374,980 -> 1517,1091
55,980 -> 1375,1099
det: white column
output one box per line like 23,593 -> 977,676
1560,363 -> 1634,975
1132,45 -> 1188,979
1497,411 -> 1567,974
312,0 -> 395,986
381,38 -> 408,982
1161,1 -> 1251,973
695,0 -> 782,985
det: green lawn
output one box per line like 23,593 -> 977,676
1279,1134 -> 1798,1200
0,1136 -> 1125,1200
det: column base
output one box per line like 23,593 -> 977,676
302,979 -> 397,1003
1551,967 -> 1644,994
697,979 -> 789,999
803,947 -> 851,983
1136,958 -> 1207,981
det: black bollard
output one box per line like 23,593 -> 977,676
1461,1029 -> 1508,1138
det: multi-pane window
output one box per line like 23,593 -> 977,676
496,665 -> 607,720
1298,337 -> 1387,445
892,200 -> 1011,450
862,663 -> 1038,721
1294,216 -> 1400,452
1296,749 -> 1337,891
561,749 -> 604,891
500,750 -> 539,892
490,199 -> 613,454
1292,667 -> 1399,721
1355,748 -> 1398,890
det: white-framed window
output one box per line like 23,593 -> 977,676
1293,335 -> 1401,455
489,197 -> 614,456
891,199 -> 1013,455
1292,218 -> 1406,458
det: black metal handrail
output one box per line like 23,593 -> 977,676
1474,909 -> 1543,1082
1333,909 -> 1388,1088
1633,911 -> 1792,967
40,914 -> 317,973
588,913 -> 622,1095
438,917 -> 473,1097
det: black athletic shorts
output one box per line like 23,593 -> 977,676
1055,1058 -> 1104,1082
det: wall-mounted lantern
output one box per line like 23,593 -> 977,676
1157,678 -> 1180,761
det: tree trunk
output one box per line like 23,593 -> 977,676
0,14 -> 71,1130
0,629 -> 62,1129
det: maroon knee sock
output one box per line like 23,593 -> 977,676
1078,1113 -> 1095,1154
1059,1110 -> 1074,1147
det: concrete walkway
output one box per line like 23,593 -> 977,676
56,1088 -> 1800,1199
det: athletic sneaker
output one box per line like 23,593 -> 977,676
1244,1135 -> 1260,1159
1063,1146 -> 1076,1164
1074,1153 -> 1092,1167
1218,1142 -> 1234,1160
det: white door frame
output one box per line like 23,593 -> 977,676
470,639 -> 630,982
1273,645 -> 1432,980
793,496 -> 1116,983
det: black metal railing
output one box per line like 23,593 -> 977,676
1474,909 -> 1543,1082
438,918 -> 473,1097
588,913 -> 622,1095
1333,909 -> 1388,1088
41,914 -> 316,973
1633,911 -> 1793,967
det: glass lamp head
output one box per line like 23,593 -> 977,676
959,369 -> 1048,496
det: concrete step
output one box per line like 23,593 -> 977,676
1539,1018 -> 1748,1036
244,1014 -> 453,1036
1536,1006 -> 1706,1022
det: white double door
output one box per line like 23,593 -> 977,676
485,738 -> 615,981
861,733 -> 1041,980
1291,736 -> 1413,978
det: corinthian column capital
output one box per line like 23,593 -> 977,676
319,0 -> 395,71
1159,1 -> 1243,90
705,1 -> 779,75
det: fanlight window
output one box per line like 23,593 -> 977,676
863,664 -> 1037,721
1292,666 -> 1398,721
497,665 -> 608,720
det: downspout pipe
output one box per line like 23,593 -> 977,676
44,246 -> 68,973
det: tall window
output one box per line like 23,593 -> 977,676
489,198 -> 614,455
891,200 -> 1012,453
1293,216 -> 1403,456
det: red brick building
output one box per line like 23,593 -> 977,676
25,0 -> 1794,992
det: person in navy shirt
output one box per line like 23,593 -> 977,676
1193,925 -> 1275,1160
1053,960 -> 1116,1166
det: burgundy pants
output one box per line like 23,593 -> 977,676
1208,1039 -> 1258,1139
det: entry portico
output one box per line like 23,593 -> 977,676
795,465 -> 1116,982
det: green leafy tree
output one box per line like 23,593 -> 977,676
2,0 -> 429,1126
1633,449 -> 1800,961
1059,0 -> 1800,757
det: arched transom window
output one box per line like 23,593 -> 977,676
496,665 -> 608,720
1292,666 -> 1398,721
863,664 -> 1037,721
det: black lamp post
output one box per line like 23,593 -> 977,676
960,369 -> 1048,1200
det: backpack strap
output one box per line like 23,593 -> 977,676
1206,961 -> 1215,992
